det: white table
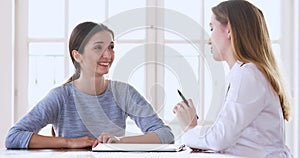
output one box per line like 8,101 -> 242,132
0,148 -> 244,158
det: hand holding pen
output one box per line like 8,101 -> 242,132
177,89 -> 199,119
173,90 -> 198,131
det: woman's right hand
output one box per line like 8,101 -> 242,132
29,134 -> 97,149
66,136 -> 97,148
173,98 -> 198,131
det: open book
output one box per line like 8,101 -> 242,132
92,144 -> 186,152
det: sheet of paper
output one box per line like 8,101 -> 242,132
92,144 -> 186,152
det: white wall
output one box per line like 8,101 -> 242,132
0,1 -> 14,148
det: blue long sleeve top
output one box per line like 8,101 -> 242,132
5,80 -> 174,148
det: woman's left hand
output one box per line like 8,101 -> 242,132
96,132 -> 121,144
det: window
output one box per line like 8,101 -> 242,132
16,0 -> 291,146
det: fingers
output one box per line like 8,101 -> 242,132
107,137 -> 116,143
173,101 -> 190,114
97,133 -> 119,144
173,104 -> 179,113
92,139 -> 99,148
85,136 -> 98,147
188,98 -> 195,107
173,103 -> 183,114
173,98 -> 198,129
98,134 -> 109,143
67,136 -> 97,148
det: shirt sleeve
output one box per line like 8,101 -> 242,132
111,82 -> 174,144
127,84 -> 174,144
182,65 -> 268,151
5,88 -> 62,149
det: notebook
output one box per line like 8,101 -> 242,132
92,144 -> 186,152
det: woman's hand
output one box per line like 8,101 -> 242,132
28,134 -> 97,149
65,136 -> 97,148
173,98 -> 198,131
95,132 -> 121,146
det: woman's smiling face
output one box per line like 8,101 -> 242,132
80,30 -> 115,77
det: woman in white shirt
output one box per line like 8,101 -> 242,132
173,1 -> 293,158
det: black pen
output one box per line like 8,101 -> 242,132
177,89 -> 199,119
177,89 -> 190,107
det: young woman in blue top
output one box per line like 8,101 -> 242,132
6,21 -> 174,149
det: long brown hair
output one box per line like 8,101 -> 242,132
65,22 -> 114,84
212,0 -> 290,121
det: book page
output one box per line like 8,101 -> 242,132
92,144 -> 186,152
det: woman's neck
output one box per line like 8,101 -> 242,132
74,75 -> 107,96
227,59 -> 237,69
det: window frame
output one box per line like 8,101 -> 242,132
13,0 -> 299,153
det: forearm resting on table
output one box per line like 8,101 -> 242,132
119,132 -> 161,144
28,134 -> 96,149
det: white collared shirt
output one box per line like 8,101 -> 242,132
182,62 -> 292,158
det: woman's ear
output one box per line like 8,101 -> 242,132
225,24 -> 231,40
72,50 -> 81,62
227,30 -> 231,40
